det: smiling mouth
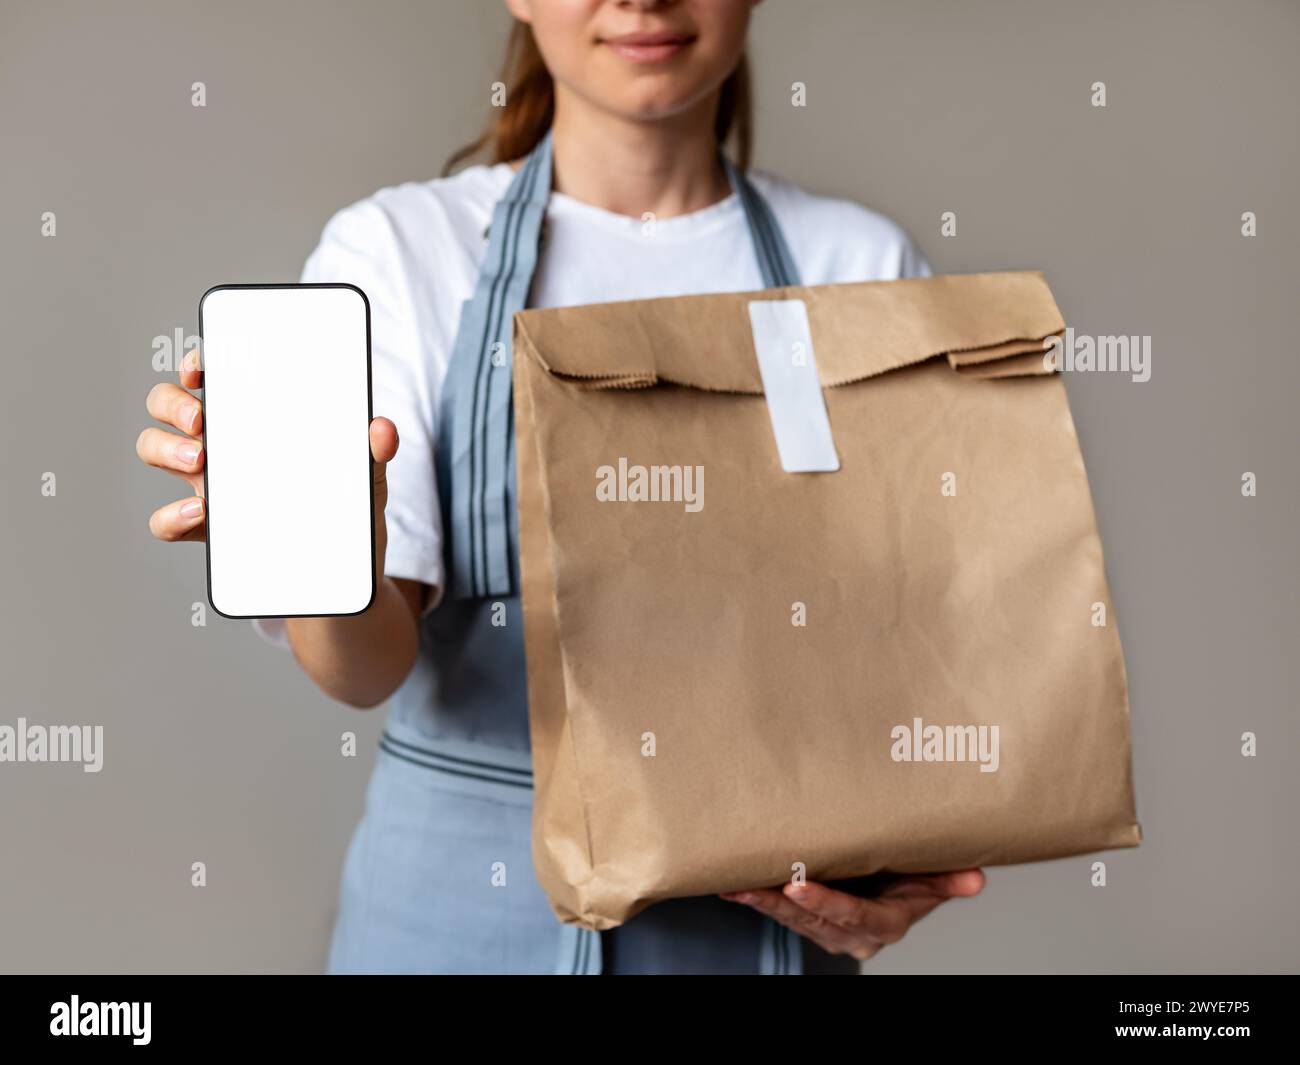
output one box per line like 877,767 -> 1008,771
601,32 -> 696,64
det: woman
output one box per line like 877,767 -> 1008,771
139,0 -> 984,974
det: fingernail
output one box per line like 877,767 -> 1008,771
787,883 -> 808,896
176,442 -> 200,466
179,499 -> 203,518
183,405 -> 200,431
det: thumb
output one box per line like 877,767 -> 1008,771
882,869 -> 986,901
370,416 -> 399,475
368,418 -> 398,586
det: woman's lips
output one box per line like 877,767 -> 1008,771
602,32 -> 695,63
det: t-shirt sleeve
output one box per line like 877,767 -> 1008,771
251,199 -> 444,649
856,211 -> 932,282
899,233 -> 933,280
754,173 -> 933,287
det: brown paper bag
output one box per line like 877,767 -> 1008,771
512,270 -> 1140,930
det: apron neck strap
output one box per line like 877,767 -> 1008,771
720,152 -> 802,289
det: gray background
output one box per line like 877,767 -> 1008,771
1,0 -> 1295,974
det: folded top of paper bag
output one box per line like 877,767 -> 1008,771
513,270 -> 1065,392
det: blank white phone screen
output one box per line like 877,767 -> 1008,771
200,285 -> 374,618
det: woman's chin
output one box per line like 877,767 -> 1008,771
591,83 -> 718,126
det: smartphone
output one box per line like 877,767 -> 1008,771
197,283 -> 375,619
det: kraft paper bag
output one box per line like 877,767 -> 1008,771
512,271 -> 1141,930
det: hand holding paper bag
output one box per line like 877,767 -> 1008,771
513,270 -> 1140,930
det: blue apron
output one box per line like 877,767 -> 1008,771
327,132 -> 843,975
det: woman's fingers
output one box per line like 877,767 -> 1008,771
722,888 -> 853,956
142,372 -> 206,542
148,496 -> 206,542
178,346 -> 202,390
135,426 -> 204,485
783,882 -> 915,953
141,382 -> 204,491
146,381 -> 202,435
783,880 -> 902,932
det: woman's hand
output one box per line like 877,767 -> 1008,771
721,869 -> 985,963
137,347 -> 423,707
137,349 -> 399,589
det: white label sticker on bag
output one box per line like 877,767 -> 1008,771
747,299 -> 841,473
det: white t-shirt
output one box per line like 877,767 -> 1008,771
254,163 -> 930,647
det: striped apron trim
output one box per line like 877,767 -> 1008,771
760,914 -> 805,976
442,135 -> 552,599
378,731 -> 533,789
555,923 -> 602,976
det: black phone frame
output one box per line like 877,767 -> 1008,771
196,282 -> 377,621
